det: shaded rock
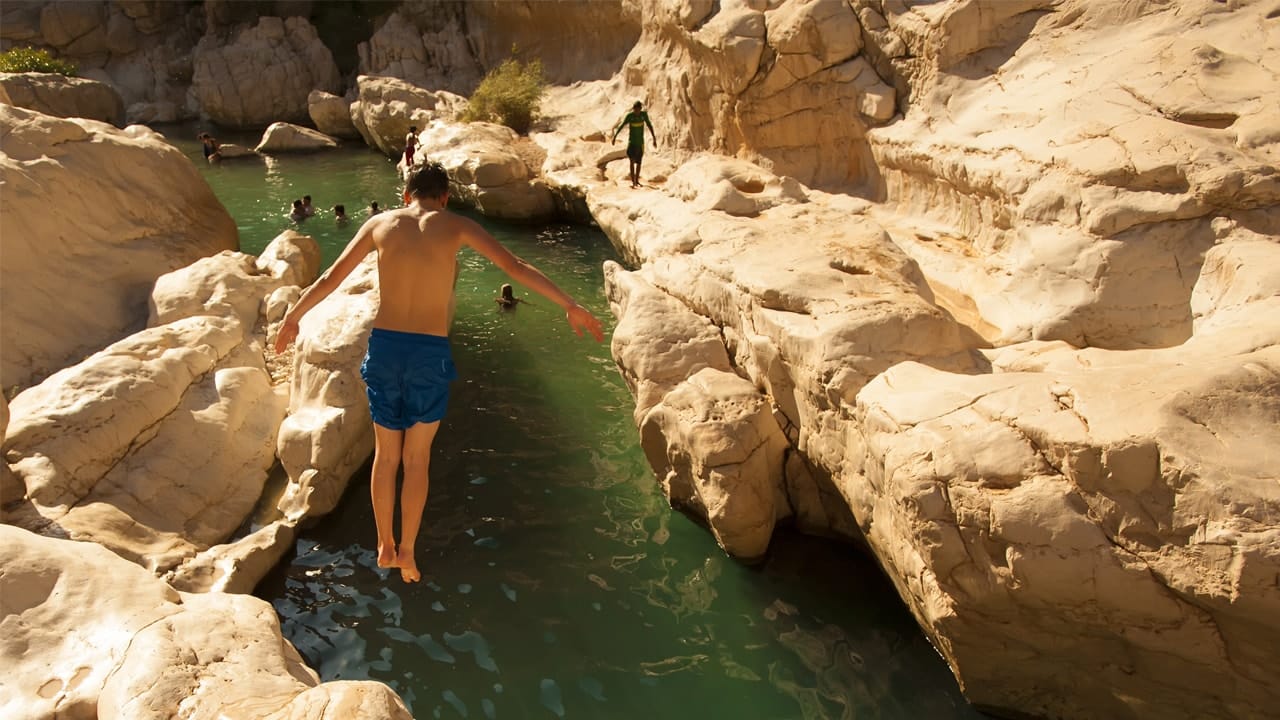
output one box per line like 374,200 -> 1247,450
0,71 -> 125,126
0,105 -> 237,391
307,88 -> 359,139
255,121 -> 340,153
349,74 -> 466,158
191,15 -> 341,128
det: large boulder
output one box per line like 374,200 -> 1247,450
865,0 -> 1280,350
0,71 -> 125,125
0,105 -> 237,391
275,254 -> 378,525
2,233 -> 319,580
418,120 -> 557,221
255,121 -> 340,154
190,15 -> 341,128
349,74 -> 466,158
0,525 -> 411,719
307,88 -> 360,139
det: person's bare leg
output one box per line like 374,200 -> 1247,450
397,420 -> 440,582
371,424 -> 405,568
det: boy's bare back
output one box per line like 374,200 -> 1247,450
367,206 -> 471,337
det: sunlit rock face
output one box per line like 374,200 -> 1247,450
0,525 -> 411,720
0,71 -> 125,125
581,1 -> 1280,718
349,74 -> 466,158
190,15 -> 341,128
358,0 -> 639,95
0,105 -> 238,391
416,120 -> 558,222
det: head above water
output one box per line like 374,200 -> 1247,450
334,204 -> 345,214
303,195 -> 312,204
292,199 -> 303,209
405,161 -> 450,202
501,283 -> 515,301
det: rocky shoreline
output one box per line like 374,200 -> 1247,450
3,1 -> 1278,719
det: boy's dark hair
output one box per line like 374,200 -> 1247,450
334,204 -> 345,213
405,161 -> 450,199
303,195 -> 312,202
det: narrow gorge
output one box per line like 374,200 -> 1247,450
1,2 -> 1277,719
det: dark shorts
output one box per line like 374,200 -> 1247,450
360,329 -> 458,430
627,143 -> 644,162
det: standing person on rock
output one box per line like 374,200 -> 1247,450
611,101 -> 657,188
274,162 -> 604,583
404,125 -> 418,167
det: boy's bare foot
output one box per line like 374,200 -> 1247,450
377,541 -> 398,569
397,547 -> 421,582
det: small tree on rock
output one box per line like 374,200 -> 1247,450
461,55 -> 546,135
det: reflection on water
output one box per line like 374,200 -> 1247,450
182,132 -> 986,719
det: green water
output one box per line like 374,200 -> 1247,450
176,128 -> 987,720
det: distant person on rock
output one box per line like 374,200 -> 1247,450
274,162 -> 603,584
611,101 -> 656,188
302,195 -> 316,217
199,133 -> 221,163
288,199 -> 307,223
404,126 -> 418,167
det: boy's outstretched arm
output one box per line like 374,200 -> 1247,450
461,221 -> 604,342
274,219 -> 378,353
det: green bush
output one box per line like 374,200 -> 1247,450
0,47 -> 77,75
461,56 -> 546,134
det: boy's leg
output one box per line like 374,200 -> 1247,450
371,424 -> 405,568
396,419 -> 441,582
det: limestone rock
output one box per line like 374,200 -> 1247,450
276,254 -> 378,522
255,121 -> 341,154
663,154 -> 808,217
190,15 -> 341,128
640,367 -> 790,560
614,0 -> 896,186
0,526 -> 410,719
866,0 -> 1280,350
0,71 -> 125,126
349,74 -> 467,158
215,141 -> 257,159
418,120 -> 557,222
0,105 -> 238,391
357,8 -> 481,96
307,88 -> 360,139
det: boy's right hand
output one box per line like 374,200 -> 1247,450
274,318 -> 299,354
567,304 -> 604,342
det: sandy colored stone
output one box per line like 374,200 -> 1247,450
0,106 -> 237,391
255,121 -> 341,154
307,89 -> 360,139
349,74 -> 467,158
191,15 -> 341,128
0,71 -> 125,126
0,526 -> 410,719
276,254 -> 378,522
417,120 -> 557,221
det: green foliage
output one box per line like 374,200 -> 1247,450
0,47 -> 77,75
461,56 -> 547,135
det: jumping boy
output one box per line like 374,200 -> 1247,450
274,162 -> 603,582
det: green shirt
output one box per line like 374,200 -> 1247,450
618,111 -> 653,148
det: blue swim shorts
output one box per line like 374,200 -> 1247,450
360,328 -> 458,430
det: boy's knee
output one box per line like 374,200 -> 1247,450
402,453 -> 430,476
